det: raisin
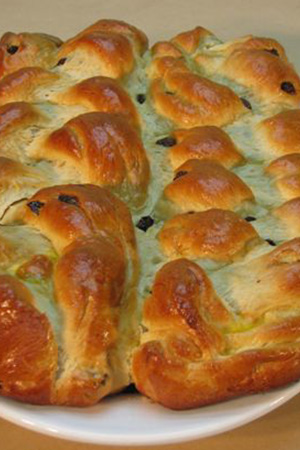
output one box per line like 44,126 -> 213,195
136,94 -> 146,104
173,170 -> 188,181
266,238 -> 276,246
7,45 -> 19,55
245,216 -> 256,222
58,194 -> 79,205
264,48 -> 279,56
156,137 -> 177,147
281,81 -> 296,95
27,201 -> 45,215
240,97 -> 252,110
56,57 -> 67,66
165,91 -> 175,95
136,216 -> 154,232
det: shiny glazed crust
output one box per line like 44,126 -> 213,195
149,56 -> 245,128
158,209 -> 259,261
0,19 -> 300,410
0,184 -> 138,405
169,126 -> 244,169
164,159 -> 254,212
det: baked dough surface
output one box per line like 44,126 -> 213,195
0,19 -> 300,409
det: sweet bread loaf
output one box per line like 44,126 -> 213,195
0,18 -> 300,410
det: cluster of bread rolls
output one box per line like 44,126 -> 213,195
0,19 -> 300,409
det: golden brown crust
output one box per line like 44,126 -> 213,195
258,109 -> 300,155
273,174 -> 300,200
151,41 -> 183,58
38,112 -> 149,205
0,67 -> 58,105
171,26 -> 213,53
221,49 -> 300,105
0,184 -> 138,406
164,159 -> 254,212
0,274 -> 57,404
0,18 -> 300,411
54,235 -> 127,405
149,55 -> 187,78
16,255 -> 53,280
72,19 -> 148,55
141,258 -> 231,332
266,154 -> 300,200
132,245 -> 300,409
53,76 -> 140,127
266,153 -> 300,176
169,126 -> 244,169
223,35 -> 287,59
133,340 -> 300,409
0,101 -> 46,137
229,238 -> 300,318
159,209 -> 258,261
0,102 -> 48,161
0,31 -> 62,78
274,197 -> 300,236
24,184 -> 137,256
57,32 -> 135,79
150,56 -> 244,128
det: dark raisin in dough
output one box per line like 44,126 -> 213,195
240,97 -> 252,110
281,81 -> 296,95
56,57 -> 67,66
266,238 -> 276,246
58,194 -> 79,205
156,137 -> 177,147
173,170 -> 188,181
245,216 -> 256,222
27,201 -> 45,215
264,48 -> 279,56
136,216 -> 154,232
136,94 -> 146,104
7,45 -> 19,55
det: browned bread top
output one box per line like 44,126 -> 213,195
0,18 -> 300,412
0,184 -> 138,405
0,31 -> 62,78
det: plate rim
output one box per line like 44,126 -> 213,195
0,382 -> 299,446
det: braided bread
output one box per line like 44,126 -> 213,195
0,18 -> 300,410
0,184 -> 138,405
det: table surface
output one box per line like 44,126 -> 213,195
0,0 -> 300,448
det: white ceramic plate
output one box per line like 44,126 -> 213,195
0,382 -> 300,446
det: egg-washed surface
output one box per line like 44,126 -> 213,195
0,20 -> 300,409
